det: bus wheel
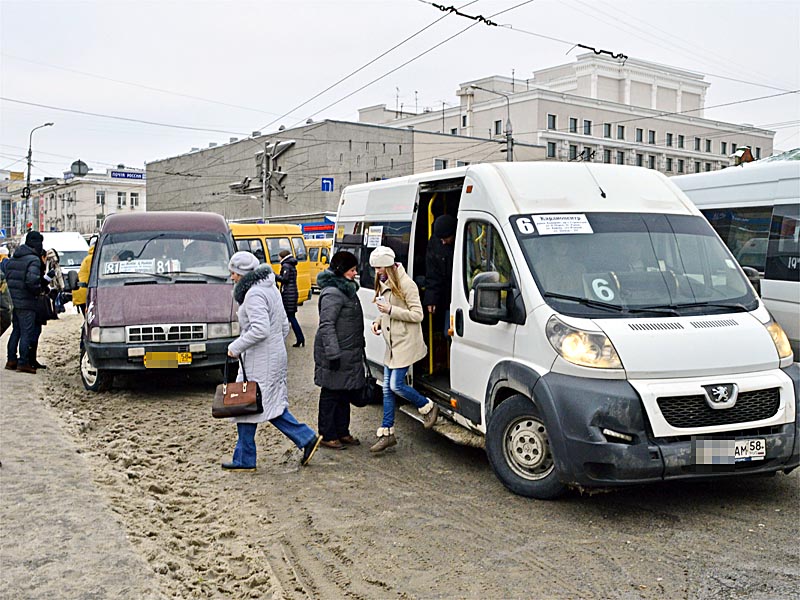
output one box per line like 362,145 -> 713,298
486,394 -> 565,499
80,347 -> 113,392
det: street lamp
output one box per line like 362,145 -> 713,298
469,85 -> 513,161
22,122 -> 54,231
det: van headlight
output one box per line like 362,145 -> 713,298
90,327 -> 125,343
207,322 -> 239,339
546,315 -> 623,369
765,320 -> 793,360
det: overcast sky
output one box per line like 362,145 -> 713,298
2,0 -> 798,180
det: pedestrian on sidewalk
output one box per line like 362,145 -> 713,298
4,231 -> 45,374
223,251 -> 321,471
313,251 -> 365,450
275,249 -> 305,347
368,246 -> 439,453
72,241 -> 95,316
0,268 -> 12,336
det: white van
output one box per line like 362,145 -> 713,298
41,231 -> 90,275
672,161 -> 800,358
335,162 -> 799,499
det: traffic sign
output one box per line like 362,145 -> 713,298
321,177 -> 334,192
21,186 -> 31,199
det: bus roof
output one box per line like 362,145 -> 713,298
229,223 -> 302,236
101,211 -> 229,234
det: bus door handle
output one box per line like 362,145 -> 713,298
455,308 -> 464,337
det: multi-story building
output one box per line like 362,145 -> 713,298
145,119 -> 543,219
358,54 -> 774,176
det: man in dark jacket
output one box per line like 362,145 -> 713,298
5,231 -> 45,373
424,214 -> 457,335
275,249 -> 305,347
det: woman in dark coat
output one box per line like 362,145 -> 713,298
276,249 -> 305,347
313,251 -> 366,449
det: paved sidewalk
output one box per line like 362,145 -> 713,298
0,366 -> 162,599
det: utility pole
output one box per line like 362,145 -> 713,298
469,85 -> 513,161
261,143 -> 270,222
23,122 -> 54,231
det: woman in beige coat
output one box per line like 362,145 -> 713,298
369,246 -> 439,452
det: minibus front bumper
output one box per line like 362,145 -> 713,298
532,366 -> 800,488
85,338 -> 234,372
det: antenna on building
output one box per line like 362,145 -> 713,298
512,68 -> 515,93
395,87 -> 400,118
415,91 -> 418,114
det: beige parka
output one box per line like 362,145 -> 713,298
372,264 -> 427,369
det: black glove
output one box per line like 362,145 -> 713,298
329,358 -> 341,371
44,269 -> 56,282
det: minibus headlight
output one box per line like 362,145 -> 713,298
765,320 -> 793,360
207,323 -> 231,339
546,316 -> 622,369
231,321 -> 240,336
98,327 -> 125,343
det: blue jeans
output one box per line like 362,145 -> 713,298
7,309 -> 37,367
231,409 -> 317,467
381,365 -> 429,428
287,313 -> 305,344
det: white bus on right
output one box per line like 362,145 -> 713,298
673,160 -> 800,359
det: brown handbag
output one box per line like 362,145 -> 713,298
212,357 -> 263,418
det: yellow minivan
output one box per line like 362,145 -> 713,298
229,223 -> 312,304
306,238 -> 333,290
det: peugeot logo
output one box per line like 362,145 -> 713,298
702,383 -> 738,410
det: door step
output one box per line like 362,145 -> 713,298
398,405 -> 485,448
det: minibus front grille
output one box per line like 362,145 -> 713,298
127,324 -> 206,343
657,388 -> 780,428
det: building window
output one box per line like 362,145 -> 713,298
756,147 -> 761,159
616,150 -> 625,165
96,215 -> 105,229
648,130 -> 656,144
694,161 -> 701,173
547,142 -> 556,158
494,120 -> 502,135
636,154 -> 644,167
383,143 -> 386,153
583,147 -> 593,161
96,190 -> 105,205
603,149 -> 611,163
721,141 -> 727,155
349,140 -> 352,151
705,139 -> 712,153
569,145 -> 578,160
339,153 -> 343,163
348,171 -> 352,181
666,133 -> 673,147
456,160 -> 470,167
450,128 -> 458,135
569,118 -> 577,133
678,159 -> 685,173
399,145 -> 402,155
373,156 -> 377,168
694,137 -> 701,151
131,192 -> 139,207
731,143 -> 738,153
678,135 -> 684,149
357,155 -> 360,165
366,142 -> 369,152
603,123 -> 611,138
390,158 -> 394,169
434,158 -> 448,170
648,155 -> 655,169
705,162 -> 712,172
462,115 -> 467,128
117,191 -> 126,207
617,125 -> 625,140
666,157 -> 673,172
636,128 -> 643,143
547,114 -> 557,130
583,120 -> 592,135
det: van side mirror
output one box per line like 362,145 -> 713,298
741,266 -> 761,295
321,256 -> 328,264
470,271 -> 510,325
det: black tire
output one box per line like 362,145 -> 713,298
80,347 -> 113,392
486,394 -> 566,499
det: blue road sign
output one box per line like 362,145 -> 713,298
321,177 -> 334,192
0,228 -> 5,238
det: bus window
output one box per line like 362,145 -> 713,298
266,237 -> 292,262
292,237 -> 308,261
701,207 -> 772,271
235,238 -> 267,263
765,204 -> 800,282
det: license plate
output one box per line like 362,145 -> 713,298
694,437 -> 766,465
734,438 -> 766,462
143,352 -> 192,368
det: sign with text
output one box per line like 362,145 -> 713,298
111,171 -> 145,180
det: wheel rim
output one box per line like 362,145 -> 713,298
502,415 -> 554,481
81,351 -> 98,387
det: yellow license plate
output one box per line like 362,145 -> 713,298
144,352 -> 192,368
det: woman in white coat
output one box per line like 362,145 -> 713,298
223,251 -> 321,471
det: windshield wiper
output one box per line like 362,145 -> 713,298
543,292 -> 627,313
168,270 -> 229,282
118,271 -> 172,282
671,301 -> 751,312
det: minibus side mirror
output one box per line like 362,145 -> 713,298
470,271 -> 512,325
741,266 -> 761,295
321,256 -> 328,264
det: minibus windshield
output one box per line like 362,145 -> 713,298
513,212 -> 758,318
97,231 -> 231,281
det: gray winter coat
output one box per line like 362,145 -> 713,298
313,269 -> 366,390
227,265 -> 290,423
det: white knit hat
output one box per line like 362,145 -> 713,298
228,251 -> 260,275
369,246 -> 395,268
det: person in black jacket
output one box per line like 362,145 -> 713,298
4,231 -> 46,374
276,249 -> 305,347
424,214 -> 457,335
313,251 -> 365,449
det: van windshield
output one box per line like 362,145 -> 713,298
512,212 -> 758,318
97,231 -> 231,281
59,250 -> 88,268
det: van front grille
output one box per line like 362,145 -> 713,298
657,388 -> 780,428
127,324 -> 206,343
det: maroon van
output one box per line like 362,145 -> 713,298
81,212 -> 237,391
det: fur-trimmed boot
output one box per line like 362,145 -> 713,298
370,427 -> 397,453
419,400 -> 439,429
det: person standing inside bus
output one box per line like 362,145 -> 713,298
369,246 -> 439,453
276,249 -> 305,348
424,214 -> 457,335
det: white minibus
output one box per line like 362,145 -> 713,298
335,162 -> 799,499
673,161 -> 800,358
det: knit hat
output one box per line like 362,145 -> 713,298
25,230 -> 44,253
433,214 -> 457,239
330,250 -> 358,276
228,251 -> 260,275
369,246 -> 395,268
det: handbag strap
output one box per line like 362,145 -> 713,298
239,354 -> 249,382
